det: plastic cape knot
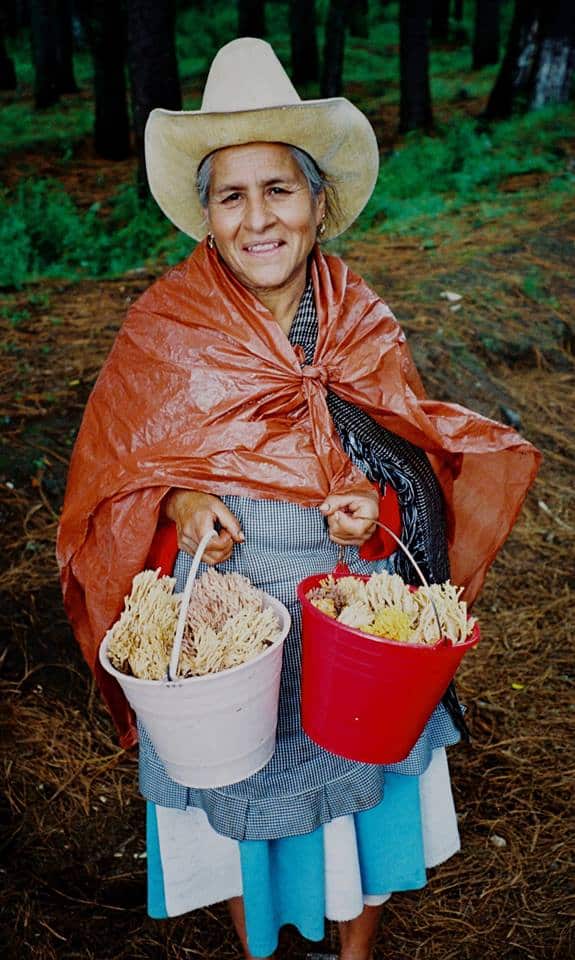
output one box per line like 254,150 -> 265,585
301,364 -> 328,384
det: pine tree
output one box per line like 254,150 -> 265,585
126,0 -> 182,194
290,0 -> 319,85
321,0 -> 349,97
399,0 -> 433,131
473,0 -> 501,69
238,0 -> 266,37
79,0 -> 131,160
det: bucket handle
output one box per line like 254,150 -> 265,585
167,528 -> 218,681
341,518 -> 445,643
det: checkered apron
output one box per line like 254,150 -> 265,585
138,285 -> 462,840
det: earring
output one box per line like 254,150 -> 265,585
207,233 -> 215,249
317,220 -> 326,239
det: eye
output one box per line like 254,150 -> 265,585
269,186 -> 289,196
221,192 -> 242,204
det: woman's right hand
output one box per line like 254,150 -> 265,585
162,489 -> 244,565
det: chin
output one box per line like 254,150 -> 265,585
244,268 -> 294,291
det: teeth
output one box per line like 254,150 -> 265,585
246,242 -> 280,252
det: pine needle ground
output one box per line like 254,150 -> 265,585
1,169 -> 573,960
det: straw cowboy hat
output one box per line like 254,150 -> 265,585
145,37 -> 380,241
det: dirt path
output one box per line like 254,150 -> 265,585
1,195 -> 574,959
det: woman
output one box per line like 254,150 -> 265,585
58,39 -> 540,960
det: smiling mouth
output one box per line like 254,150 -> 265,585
243,241 -> 285,254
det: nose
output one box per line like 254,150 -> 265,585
244,193 -> 275,232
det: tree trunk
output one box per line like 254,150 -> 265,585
127,0 -> 182,196
29,0 -> 79,107
431,0 -> 451,41
473,0 -> 501,68
0,20 -> 17,89
290,0 -> 319,86
238,0 -> 266,37
483,0 -> 540,119
321,0 -> 349,97
4,0 -> 28,33
57,0 -> 79,92
530,0 -> 575,107
399,0 -> 433,132
29,0 -> 61,107
79,0 -> 131,160
29,0 -> 78,106
346,0 -> 369,38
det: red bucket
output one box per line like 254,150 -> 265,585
298,572 -> 479,764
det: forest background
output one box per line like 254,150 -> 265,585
0,1 -> 574,959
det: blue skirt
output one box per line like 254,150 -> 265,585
146,748 -> 460,958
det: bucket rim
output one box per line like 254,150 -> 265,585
297,572 -> 480,652
99,591 -> 290,687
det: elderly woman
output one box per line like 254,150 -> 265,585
58,38 -> 539,960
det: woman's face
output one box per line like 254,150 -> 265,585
205,142 -> 325,301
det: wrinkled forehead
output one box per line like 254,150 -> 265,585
208,141 -> 302,178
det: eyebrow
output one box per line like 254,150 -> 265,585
211,176 -> 297,197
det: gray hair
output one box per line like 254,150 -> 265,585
196,144 -> 336,223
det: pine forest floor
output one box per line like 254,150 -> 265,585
1,129 -> 574,959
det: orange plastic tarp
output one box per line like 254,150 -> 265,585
57,243 -> 541,747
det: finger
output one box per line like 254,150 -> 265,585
345,499 -> 376,518
178,526 -> 226,551
202,544 -> 234,566
330,534 -> 375,548
178,538 -> 196,556
212,501 -> 244,542
329,532 -> 366,547
180,536 -> 234,565
342,519 -> 376,538
319,496 -> 349,516
325,509 -> 346,534
193,529 -> 234,556
328,511 -> 369,534
343,510 -> 375,531
328,516 -> 376,543
194,512 -> 221,541
320,495 -> 377,520
179,512 -> 229,547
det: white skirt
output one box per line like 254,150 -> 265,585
148,747 -> 460,922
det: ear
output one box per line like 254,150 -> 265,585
315,189 -> 326,226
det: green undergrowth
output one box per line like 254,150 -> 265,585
0,95 -> 93,158
353,105 -> 575,241
0,181 -> 193,288
1,1 -> 573,286
1,102 -> 573,288
1,32 -> 94,157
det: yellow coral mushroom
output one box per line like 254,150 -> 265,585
361,607 -> 413,643
310,597 -> 337,619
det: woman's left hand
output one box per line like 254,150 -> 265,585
319,490 -> 379,547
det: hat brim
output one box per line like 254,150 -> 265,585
144,99 -> 379,241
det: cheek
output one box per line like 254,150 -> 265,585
289,205 -> 319,241
207,215 -> 237,250
302,213 -> 320,246
207,202 -> 231,229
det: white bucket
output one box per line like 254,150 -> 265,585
98,531 -> 291,788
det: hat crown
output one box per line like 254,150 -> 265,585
201,37 -> 301,113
